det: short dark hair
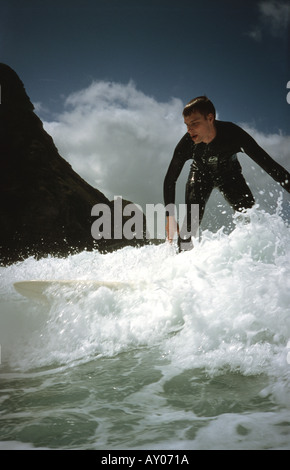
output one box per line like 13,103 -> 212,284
183,96 -> 216,118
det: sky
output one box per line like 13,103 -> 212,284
1,0 -> 290,231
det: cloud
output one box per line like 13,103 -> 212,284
259,0 -> 290,34
247,0 -> 290,41
44,80 -> 185,208
43,80 -> 290,232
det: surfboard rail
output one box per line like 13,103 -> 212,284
14,280 -> 134,302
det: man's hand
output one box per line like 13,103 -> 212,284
165,216 -> 179,242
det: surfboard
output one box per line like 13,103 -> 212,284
14,280 -> 134,302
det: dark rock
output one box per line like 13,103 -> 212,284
0,63 -> 146,265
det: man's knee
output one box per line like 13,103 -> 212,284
234,194 -> 255,212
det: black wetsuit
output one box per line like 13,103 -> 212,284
164,120 -> 290,238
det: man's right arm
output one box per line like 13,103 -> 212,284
163,135 -> 191,241
163,135 -> 191,207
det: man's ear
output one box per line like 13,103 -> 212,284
207,113 -> 215,123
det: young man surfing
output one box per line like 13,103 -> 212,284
163,96 -> 290,250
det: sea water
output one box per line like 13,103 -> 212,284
0,206 -> 290,450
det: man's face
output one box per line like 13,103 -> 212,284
184,111 -> 215,144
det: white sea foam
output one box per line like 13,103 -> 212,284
0,206 -> 290,449
1,207 -> 290,373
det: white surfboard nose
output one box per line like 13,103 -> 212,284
14,280 -> 134,302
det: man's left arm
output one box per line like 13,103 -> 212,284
238,126 -> 290,193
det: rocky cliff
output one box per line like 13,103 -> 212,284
0,63 -> 145,265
